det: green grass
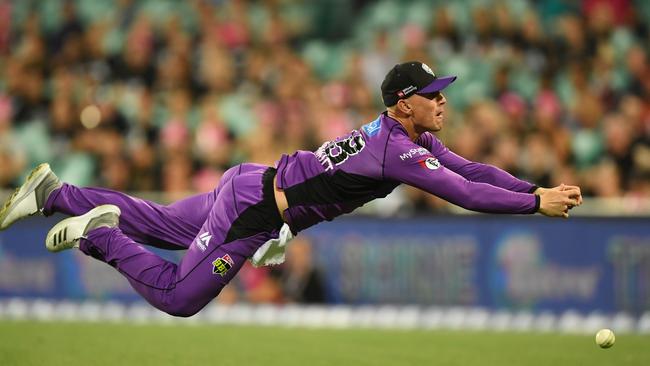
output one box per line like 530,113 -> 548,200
0,321 -> 648,366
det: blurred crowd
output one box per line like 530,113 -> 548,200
1,0 -> 649,214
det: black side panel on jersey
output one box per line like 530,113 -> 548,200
223,168 -> 284,244
283,170 -> 398,206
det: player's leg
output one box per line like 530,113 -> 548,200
50,164 -> 283,316
44,163 -> 248,249
0,163 -> 199,248
45,183 -> 213,250
44,204 -> 231,316
2,163 -> 231,250
80,225 -> 273,316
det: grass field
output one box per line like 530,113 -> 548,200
1,321 -> 649,366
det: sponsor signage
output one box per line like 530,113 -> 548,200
1,215 -> 649,314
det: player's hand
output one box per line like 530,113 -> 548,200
559,184 -> 582,208
535,184 -> 583,209
536,184 -> 581,218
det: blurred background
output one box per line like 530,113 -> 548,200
0,0 -> 649,332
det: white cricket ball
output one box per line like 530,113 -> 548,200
595,328 -> 615,349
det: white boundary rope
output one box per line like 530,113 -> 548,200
1,298 -> 648,334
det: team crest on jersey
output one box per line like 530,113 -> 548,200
212,254 -> 234,276
362,117 -> 381,137
419,157 -> 441,170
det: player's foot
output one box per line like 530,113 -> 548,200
0,163 -> 62,231
46,205 -> 121,253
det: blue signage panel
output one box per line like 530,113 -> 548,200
303,216 -> 650,314
1,215 -> 648,314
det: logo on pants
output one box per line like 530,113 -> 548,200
212,254 -> 234,277
196,232 -> 212,251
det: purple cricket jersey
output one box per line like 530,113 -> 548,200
276,113 -> 539,233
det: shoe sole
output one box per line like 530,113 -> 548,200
0,163 -> 51,230
46,205 -> 121,252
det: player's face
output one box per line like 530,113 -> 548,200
411,92 -> 447,132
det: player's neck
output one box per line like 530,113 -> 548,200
386,110 -> 420,141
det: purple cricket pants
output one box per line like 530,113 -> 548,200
43,163 -> 284,317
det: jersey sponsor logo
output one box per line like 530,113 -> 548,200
212,254 -> 234,276
315,133 -> 366,170
399,147 -> 429,160
362,117 -> 381,137
419,157 -> 441,170
196,231 -> 212,251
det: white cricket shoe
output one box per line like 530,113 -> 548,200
46,205 -> 121,253
0,163 -> 62,231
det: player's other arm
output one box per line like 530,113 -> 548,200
386,137 -> 578,217
416,132 -> 535,192
417,133 -> 583,209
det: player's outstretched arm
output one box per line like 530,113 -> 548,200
387,134 -> 539,214
418,133 -> 536,193
536,184 -> 582,218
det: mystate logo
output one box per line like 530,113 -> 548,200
419,157 -> 441,170
399,147 -> 429,160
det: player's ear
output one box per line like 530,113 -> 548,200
397,99 -> 412,115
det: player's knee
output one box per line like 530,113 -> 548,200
165,307 -> 199,318
164,302 -> 202,318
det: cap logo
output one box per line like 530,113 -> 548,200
398,85 -> 417,97
421,63 -> 435,76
